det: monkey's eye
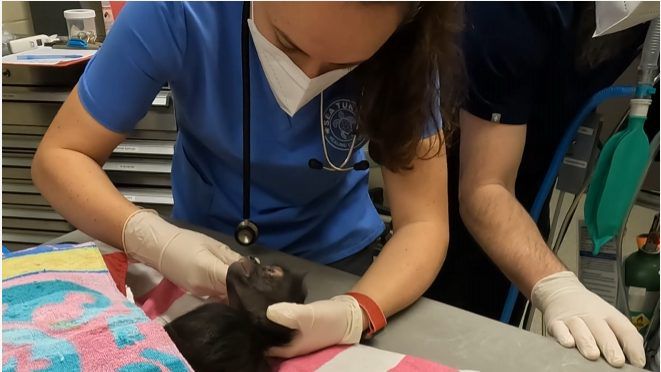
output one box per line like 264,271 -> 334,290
249,256 -> 261,264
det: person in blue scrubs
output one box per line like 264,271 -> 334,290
32,2 -> 462,357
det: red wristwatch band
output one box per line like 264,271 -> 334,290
346,291 -> 387,338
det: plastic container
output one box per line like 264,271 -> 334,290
63,9 -> 97,41
625,234 -> 660,335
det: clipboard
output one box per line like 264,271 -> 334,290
2,46 -> 96,67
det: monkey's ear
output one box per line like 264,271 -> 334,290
254,315 -> 298,347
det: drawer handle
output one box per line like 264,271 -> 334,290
152,92 -> 170,107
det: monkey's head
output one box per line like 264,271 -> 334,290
165,256 -> 307,372
227,256 -> 306,320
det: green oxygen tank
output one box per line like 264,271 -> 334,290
625,228 -> 660,335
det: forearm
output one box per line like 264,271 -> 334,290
32,147 -> 138,249
351,221 -> 447,319
459,183 -> 565,297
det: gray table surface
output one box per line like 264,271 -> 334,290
48,229 -> 646,372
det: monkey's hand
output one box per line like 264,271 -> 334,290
122,209 -> 242,298
265,295 -> 364,358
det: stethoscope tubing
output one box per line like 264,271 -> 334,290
236,1 -> 366,245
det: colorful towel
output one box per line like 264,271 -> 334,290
2,242 -> 192,372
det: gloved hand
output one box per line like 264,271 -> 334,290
265,295 -> 365,358
532,271 -> 645,368
122,209 -> 242,298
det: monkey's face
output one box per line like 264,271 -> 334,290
226,257 -> 306,319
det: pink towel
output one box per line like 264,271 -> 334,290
273,345 -> 458,372
2,243 -> 192,371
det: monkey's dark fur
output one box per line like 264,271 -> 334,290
165,257 -> 306,372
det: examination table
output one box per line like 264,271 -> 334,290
47,229 -> 646,372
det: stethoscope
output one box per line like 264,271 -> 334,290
235,2 -> 369,246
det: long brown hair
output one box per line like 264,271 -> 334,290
356,2 -> 465,171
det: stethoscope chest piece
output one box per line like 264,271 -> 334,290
235,219 -> 258,246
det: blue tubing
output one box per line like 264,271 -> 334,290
499,85 -> 635,324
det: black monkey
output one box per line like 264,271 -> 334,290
165,256 -> 307,372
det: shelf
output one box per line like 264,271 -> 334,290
3,83 -> 177,251
2,135 -> 172,157
2,86 -> 171,107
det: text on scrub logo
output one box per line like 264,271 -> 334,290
323,98 -> 367,151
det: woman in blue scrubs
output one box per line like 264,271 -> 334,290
32,2 -> 462,357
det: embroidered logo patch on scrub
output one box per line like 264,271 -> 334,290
323,98 -> 367,151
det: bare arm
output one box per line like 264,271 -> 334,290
32,85 -> 140,249
457,110 -> 565,298
351,136 -> 449,318
266,136 -> 448,357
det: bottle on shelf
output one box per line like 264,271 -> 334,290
625,214 -> 660,335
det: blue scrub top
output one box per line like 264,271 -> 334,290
79,2 -> 396,264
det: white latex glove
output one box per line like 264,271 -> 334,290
532,271 -> 645,368
265,295 -> 365,358
122,209 -> 242,298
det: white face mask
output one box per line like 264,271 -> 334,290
247,13 -> 356,117
594,1 -> 659,37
